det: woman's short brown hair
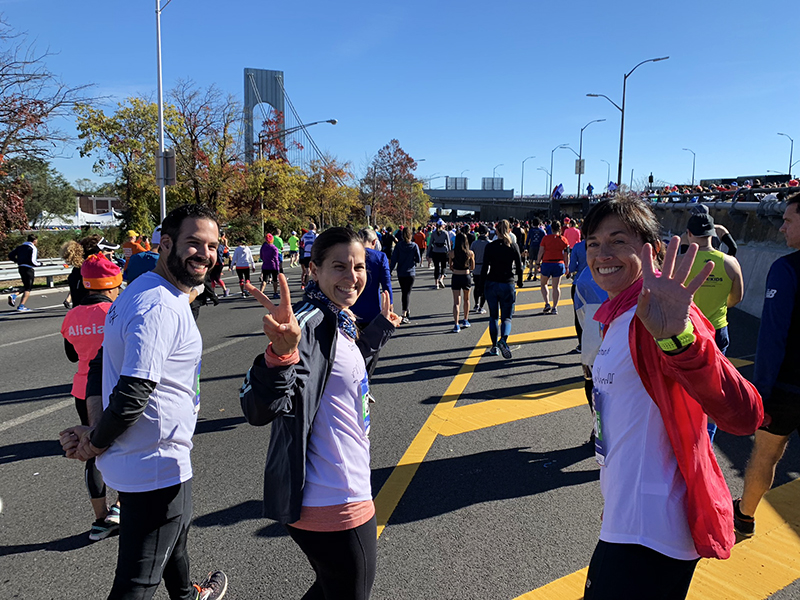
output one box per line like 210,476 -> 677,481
581,195 -> 665,265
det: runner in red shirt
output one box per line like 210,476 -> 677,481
537,221 -> 569,314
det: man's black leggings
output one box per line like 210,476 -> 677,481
109,480 -> 194,600
431,254 -> 447,280
286,515 -> 377,600
584,541 -> 699,600
397,276 -> 414,314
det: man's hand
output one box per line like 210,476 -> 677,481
76,434 -> 107,462
59,425 -> 106,461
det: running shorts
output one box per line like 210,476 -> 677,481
540,262 -> 565,278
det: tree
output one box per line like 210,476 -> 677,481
304,157 -> 360,229
167,80 -> 241,214
362,140 -> 421,226
75,97 -> 181,234
0,161 -> 29,247
4,158 -> 74,226
0,19 -> 93,162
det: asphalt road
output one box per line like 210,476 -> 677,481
1,266 -> 799,599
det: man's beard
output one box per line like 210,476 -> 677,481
166,245 -> 212,288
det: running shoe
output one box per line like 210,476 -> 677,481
106,504 -> 121,524
8,294 -> 16,307
452,324 -> 461,333
300,285 -> 305,291
498,339 -> 512,359
551,307 -> 558,315
192,571 -> 228,600
473,305 -> 480,313
63,300 -> 72,309
89,518 -> 119,541
477,307 -> 486,315
487,346 -> 499,356
733,498 -> 755,537
401,315 -> 410,324
462,320 -> 471,328
17,305 -> 31,312
223,289 -> 230,298
542,304 -> 552,315
532,276 -> 538,282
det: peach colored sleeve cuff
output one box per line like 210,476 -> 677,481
264,344 -> 300,368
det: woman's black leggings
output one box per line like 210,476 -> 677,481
431,254 -> 447,280
397,276 -> 415,314
286,515 -> 377,600
75,397 -> 106,499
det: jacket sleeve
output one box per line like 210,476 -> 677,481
379,254 -> 393,302
240,353 -> 299,426
357,313 -> 396,362
655,307 -> 763,435
90,375 -> 158,448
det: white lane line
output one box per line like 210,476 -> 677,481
0,331 -> 62,349
0,399 -> 73,433
0,328 -> 264,431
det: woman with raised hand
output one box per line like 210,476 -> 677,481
581,196 -> 762,600
240,227 -> 399,600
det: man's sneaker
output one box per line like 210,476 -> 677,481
542,304 -> 552,315
17,305 -> 31,312
733,498 -> 755,537
106,504 -> 121,525
63,299 -> 72,309
488,346 -> 499,356
477,307 -> 486,315
551,307 -> 558,315
462,320 -> 471,328
89,518 -> 119,541
193,570 -> 228,600
498,339 -> 513,359
8,294 -> 16,307
401,315 -> 410,324
223,289 -> 230,298
473,304 -> 480,313
452,324 -> 461,333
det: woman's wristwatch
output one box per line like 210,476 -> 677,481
655,321 -> 696,353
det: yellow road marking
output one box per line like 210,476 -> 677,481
729,357 -> 754,368
515,479 -> 800,599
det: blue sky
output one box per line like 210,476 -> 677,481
3,0 -> 798,195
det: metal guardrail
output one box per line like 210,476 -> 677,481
0,263 -> 72,287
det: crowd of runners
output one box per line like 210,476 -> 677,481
4,189 -> 789,599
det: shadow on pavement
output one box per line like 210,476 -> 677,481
0,383 -> 71,406
194,415 -> 246,435
193,499 -> 288,538
0,531 -> 94,557
376,445 -> 598,525
0,438 -> 63,465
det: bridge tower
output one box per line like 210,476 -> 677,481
243,68 -> 285,164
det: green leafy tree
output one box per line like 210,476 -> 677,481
75,98 -> 181,234
4,158 -> 74,226
304,157 -> 359,229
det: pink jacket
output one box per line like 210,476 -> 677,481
596,278 -> 763,559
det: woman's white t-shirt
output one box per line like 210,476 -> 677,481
592,306 -> 699,560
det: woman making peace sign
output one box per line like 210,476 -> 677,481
582,197 -> 762,599
240,227 -> 399,600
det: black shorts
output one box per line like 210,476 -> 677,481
261,269 -> 279,283
760,388 -> 800,436
529,244 -> 540,261
18,266 -> 34,291
300,256 -> 312,267
451,274 -> 473,290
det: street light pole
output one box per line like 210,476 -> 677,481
578,119 -> 605,197
492,163 -> 504,178
521,156 -> 535,200
537,167 -> 550,195
778,133 -> 794,179
682,148 -> 696,186
601,159 -> 611,191
155,0 -> 173,223
588,56 -> 669,189
549,144 -> 568,197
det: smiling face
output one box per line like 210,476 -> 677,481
586,215 -> 649,299
309,241 -> 367,308
159,217 -> 219,291
780,203 -> 800,250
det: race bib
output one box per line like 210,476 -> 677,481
360,372 -> 371,436
593,387 -> 606,466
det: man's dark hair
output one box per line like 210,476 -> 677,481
160,204 -> 219,245
786,191 -> 800,213
27,234 -> 37,242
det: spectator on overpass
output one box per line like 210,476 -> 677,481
241,227 -> 399,600
582,196 -> 762,600
7,234 -> 41,312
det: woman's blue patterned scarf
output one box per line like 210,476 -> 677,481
304,280 -> 359,340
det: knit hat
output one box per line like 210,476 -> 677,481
81,253 -> 123,290
266,233 -> 274,243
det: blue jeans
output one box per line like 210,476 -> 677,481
484,280 -> 516,346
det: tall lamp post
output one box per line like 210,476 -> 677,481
601,159 -> 611,191
155,0 -> 174,223
492,163 -> 504,178
588,56 -> 669,187
520,156 -> 535,199
682,148 -> 696,186
578,119 -> 605,196
549,144 -> 568,196
778,132 -> 794,179
537,167 -> 550,196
